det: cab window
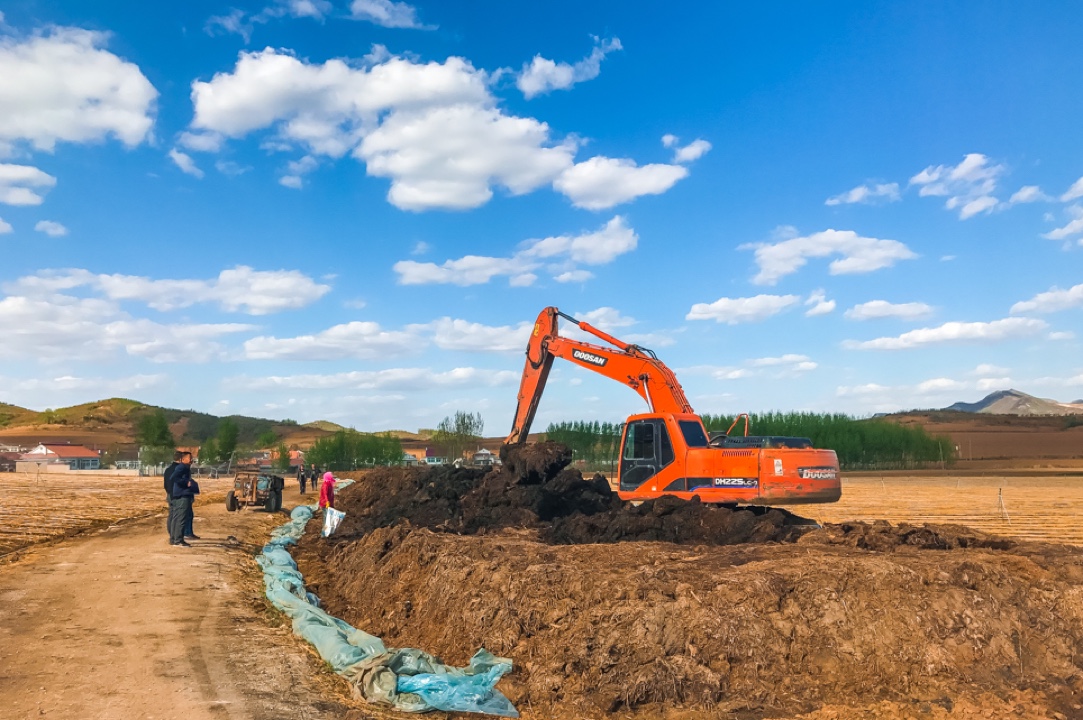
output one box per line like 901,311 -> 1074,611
623,422 -> 655,460
678,420 -> 709,448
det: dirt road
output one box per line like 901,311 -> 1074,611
0,492 -> 367,720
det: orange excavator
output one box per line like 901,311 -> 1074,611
505,307 -> 841,505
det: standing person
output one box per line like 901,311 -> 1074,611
308,463 -> 319,495
163,453 -> 181,539
169,452 -> 198,547
318,471 -> 335,510
297,462 -> 307,495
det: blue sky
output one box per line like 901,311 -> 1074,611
1,0 -> 1082,432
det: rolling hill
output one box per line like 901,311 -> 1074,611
0,397 -> 334,451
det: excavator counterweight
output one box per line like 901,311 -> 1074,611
505,307 -> 841,505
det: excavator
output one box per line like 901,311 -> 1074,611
505,307 -> 841,505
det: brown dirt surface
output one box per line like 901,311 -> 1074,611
0,483 -> 383,720
294,444 -> 1083,720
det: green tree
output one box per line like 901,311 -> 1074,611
274,442 -> 292,472
217,418 -> 239,463
257,429 -> 278,448
200,437 -> 220,465
137,410 -> 175,450
432,411 -> 484,463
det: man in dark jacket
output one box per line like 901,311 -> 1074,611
164,455 -> 180,538
169,452 -> 199,547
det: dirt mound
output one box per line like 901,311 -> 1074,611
330,441 -> 811,545
296,526 -> 1083,720
293,442 -> 1083,718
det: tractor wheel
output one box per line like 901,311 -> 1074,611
226,490 -> 239,512
272,490 -> 283,512
265,490 -> 281,512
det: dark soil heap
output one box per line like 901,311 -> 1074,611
329,441 -> 813,545
294,443 -> 1083,720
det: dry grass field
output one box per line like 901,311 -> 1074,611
0,472 -> 234,556
810,472 -> 1083,546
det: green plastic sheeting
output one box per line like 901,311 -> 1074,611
257,501 -> 519,717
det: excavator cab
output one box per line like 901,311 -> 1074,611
619,418 -> 673,491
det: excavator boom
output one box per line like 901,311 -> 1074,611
506,307 -> 692,444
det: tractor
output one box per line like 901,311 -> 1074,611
226,470 -> 284,512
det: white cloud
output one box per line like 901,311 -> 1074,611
0,163 -> 56,205
279,154 -> 318,188
573,307 -> 636,330
1007,185 -> 1050,204
237,367 -> 515,392
421,317 -> 532,353
519,215 -> 638,264
1061,176 -> 1083,202
215,160 -> 249,176
686,294 -> 800,324
741,228 -> 917,285
825,182 -> 900,206
0,216 -> 12,234
0,28 -> 156,152
843,317 -> 1048,350
1010,282 -> 1083,315
205,1 -> 335,42
168,148 -> 204,178
359,103 -> 576,210
517,37 -> 621,99
350,0 -> 431,29
672,139 -> 711,164
411,240 -> 430,255
554,269 -> 593,283
1049,331 -> 1075,341
34,220 -> 68,237
188,48 -> 686,211
909,153 -> 1004,219
844,300 -> 934,321
554,156 -> 688,210
1043,205 -> 1083,242
750,354 -> 818,375
8,266 -> 330,315
0,293 -> 251,362
8,373 -> 169,397
394,255 -> 530,286
395,216 -> 636,286
244,321 -> 420,360
973,363 -> 1009,376
804,289 -> 835,316
179,131 -> 224,152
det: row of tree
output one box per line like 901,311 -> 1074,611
135,408 -> 488,470
302,430 -> 404,471
546,412 -> 956,470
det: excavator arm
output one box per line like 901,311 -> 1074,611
505,307 -> 694,444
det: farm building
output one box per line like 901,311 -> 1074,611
21,443 -> 101,470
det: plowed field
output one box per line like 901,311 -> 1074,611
0,472 -> 233,556
813,473 -> 1083,546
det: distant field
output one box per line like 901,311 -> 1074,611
0,473 -> 233,556
809,473 -> 1083,546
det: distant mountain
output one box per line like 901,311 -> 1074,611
945,389 -> 1083,415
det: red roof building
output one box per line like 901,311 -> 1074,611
22,443 -> 102,470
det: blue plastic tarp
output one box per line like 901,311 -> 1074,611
256,494 -> 518,716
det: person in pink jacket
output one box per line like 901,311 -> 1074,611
318,471 -> 335,510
